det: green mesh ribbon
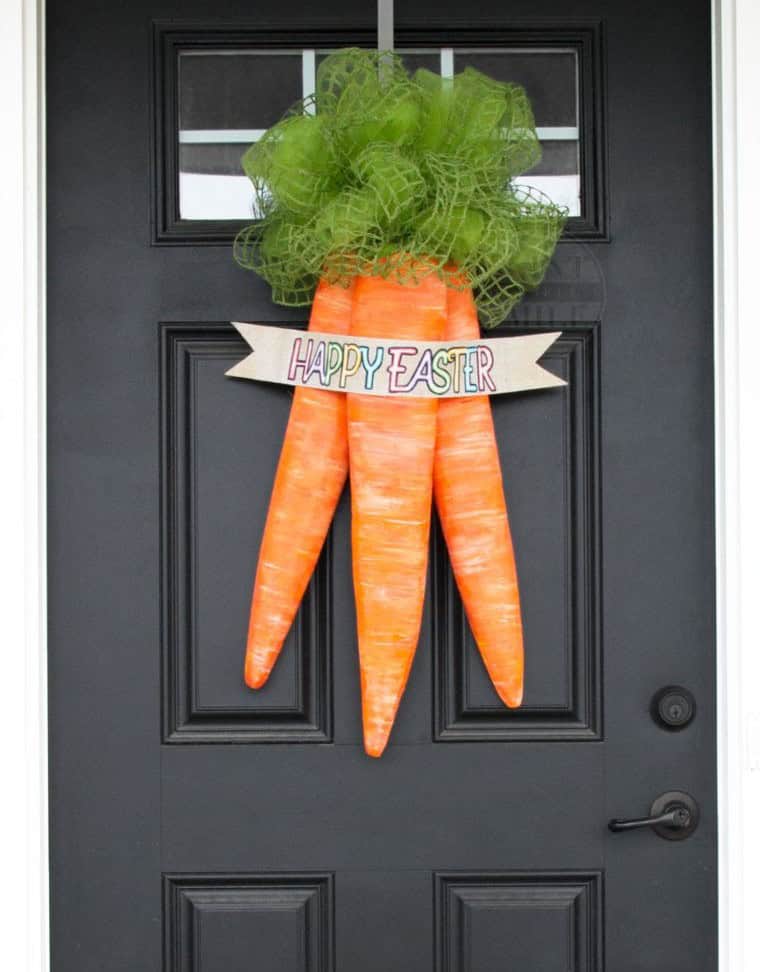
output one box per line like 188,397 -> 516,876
234,49 -> 568,327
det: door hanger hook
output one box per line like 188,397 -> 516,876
378,0 -> 395,51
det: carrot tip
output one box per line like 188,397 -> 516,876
500,685 -> 524,709
363,725 -> 393,758
244,658 -> 270,690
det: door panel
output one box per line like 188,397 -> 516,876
161,327 -> 333,742
164,874 -> 334,972
47,2 -> 716,970
436,873 -> 603,972
435,325 -> 600,740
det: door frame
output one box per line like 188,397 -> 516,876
3,0 -> 758,968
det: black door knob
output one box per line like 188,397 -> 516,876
651,686 -> 696,730
608,791 -> 700,841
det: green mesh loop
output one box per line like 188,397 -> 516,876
235,48 -> 568,327
352,144 -> 426,227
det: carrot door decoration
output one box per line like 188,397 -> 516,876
233,48 -> 567,756
244,279 -> 353,689
348,271 -> 446,756
435,284 -> 524,708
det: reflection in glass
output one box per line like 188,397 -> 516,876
178,48 -> 581,221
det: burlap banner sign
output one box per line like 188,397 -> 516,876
226,322 -> 565,398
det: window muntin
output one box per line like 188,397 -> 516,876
177,47 -> 581,221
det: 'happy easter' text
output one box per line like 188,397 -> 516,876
287,336 -> 496,396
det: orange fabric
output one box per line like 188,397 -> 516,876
348,271 -> 447,756
434,284 -> 524,707
247,271 -> 523,753
245,279 -> 353,689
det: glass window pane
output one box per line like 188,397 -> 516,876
178,51 -> 303,220
453,50 -> 577,126
179,51 -> 303,129
314,48 -> 441,77
177,47 -> 581,222
395,50 -> 441,75
455,49 -> 580,216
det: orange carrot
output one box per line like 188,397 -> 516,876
245,278 -> 354,689
434,283 -> 524,707
348,268 -> 447,757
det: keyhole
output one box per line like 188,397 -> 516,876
651,686 -> 696,730
671,807 -> 691,828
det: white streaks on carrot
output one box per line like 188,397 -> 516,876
348,270 -> 447,757
245,279 -> 354,690
434,283 -> 525,709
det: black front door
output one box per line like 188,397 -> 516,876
47,2 -> 716,970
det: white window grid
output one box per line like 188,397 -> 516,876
178,47 -> 580,147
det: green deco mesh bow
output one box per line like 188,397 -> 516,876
234,48 -> 568,327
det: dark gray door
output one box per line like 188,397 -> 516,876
47,2 -> 716,970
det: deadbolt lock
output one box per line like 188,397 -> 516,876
651,686 -> 696,730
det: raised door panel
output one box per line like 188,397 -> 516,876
161,326 -> 332,742
160,323 -> 599,748
164,874 -> 333,972
436,872 -> 602,972
435,325 -> 601,741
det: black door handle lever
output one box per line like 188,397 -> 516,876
609,807 -> 691,833
608,791 -> 700,841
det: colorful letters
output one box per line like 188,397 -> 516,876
288,336 -> 497,396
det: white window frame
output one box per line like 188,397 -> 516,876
1,0 -> 757,967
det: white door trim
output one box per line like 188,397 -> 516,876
713,0 -> 760,968
2,0 -> 757,968
1,0 -> 48,968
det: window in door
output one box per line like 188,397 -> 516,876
154,26 -> 606,243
